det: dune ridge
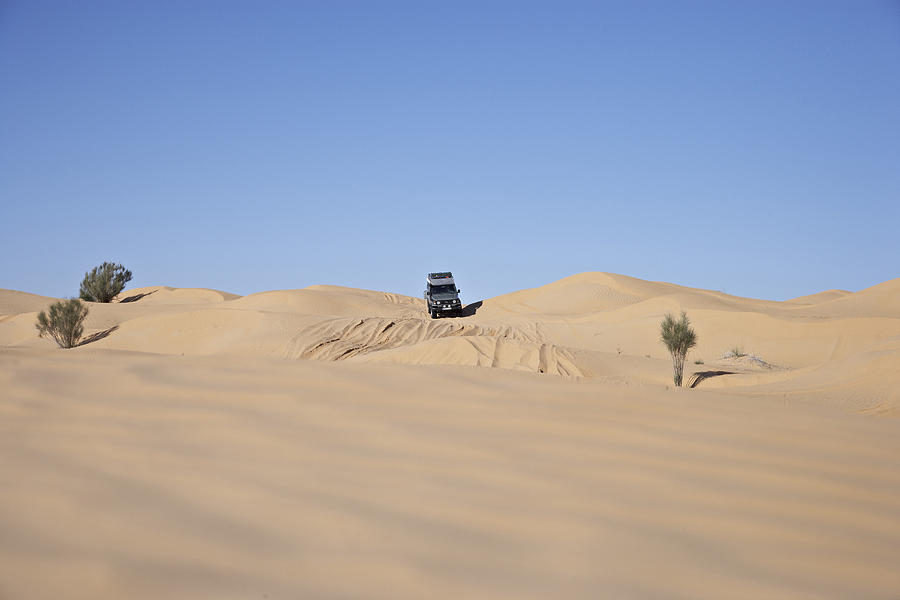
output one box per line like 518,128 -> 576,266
3,272 -> 898,413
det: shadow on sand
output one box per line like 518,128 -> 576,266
461,300 -> 483,317
119,290 -> 157,303
77,325 -> 119,347
688,370 -> 735,389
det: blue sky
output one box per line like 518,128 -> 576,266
2,1 -> 898,302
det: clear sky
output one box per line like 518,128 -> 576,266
2,1 -> 898,302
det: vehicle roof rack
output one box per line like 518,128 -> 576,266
427,272 -> 455,285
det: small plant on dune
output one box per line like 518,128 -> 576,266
659,311 -> 698,387
79,262 -> 133,303
724,346 -> 746,359
36,298 -> 89,349
694,359 -> 704,365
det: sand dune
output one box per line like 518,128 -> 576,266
3,273 -> 899,411
786,278 -> 900,319
2,349 -> 899,599
0,289 -> 61,315
118,285 -> 241,305
787,288 -> 852,305
2,273 -> 900,598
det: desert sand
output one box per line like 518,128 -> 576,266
1,273 -> 899,598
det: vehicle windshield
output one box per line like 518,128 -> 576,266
431,284 -> 457,295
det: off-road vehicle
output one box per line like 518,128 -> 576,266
425,272 -> 462,318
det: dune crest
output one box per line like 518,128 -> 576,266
116,286 -> 241,304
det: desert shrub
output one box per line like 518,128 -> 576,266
723,346 -> 746,359
79,262 -> 132,303
694,359 -> 704,365
36,299 -> 89,349
660,311 -> 698,387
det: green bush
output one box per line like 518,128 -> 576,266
36,299 -> 89,349
660,311 -> 698,387
79,262 -> 132,303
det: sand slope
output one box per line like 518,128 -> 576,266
1,349 -> 899,599
2,273 -> 900,598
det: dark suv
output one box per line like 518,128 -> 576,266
425,272 -> 462,318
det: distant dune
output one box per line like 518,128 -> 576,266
3,272 -> 897,412
2,273 -> 899,598
786,288 -> 852,304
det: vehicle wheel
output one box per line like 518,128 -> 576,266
430,309 -> 437,319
